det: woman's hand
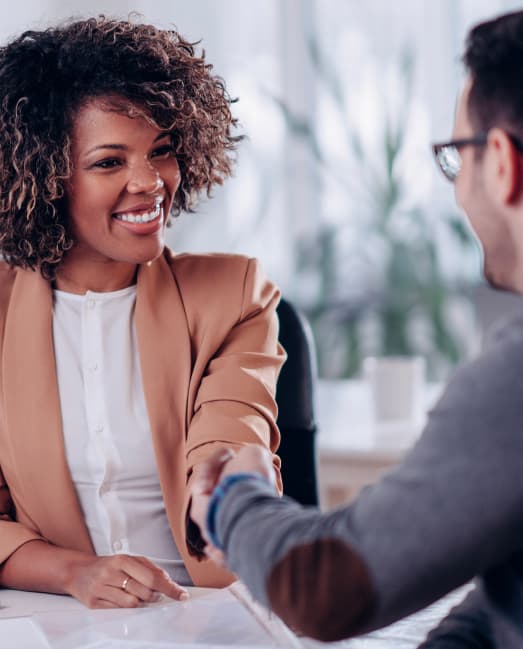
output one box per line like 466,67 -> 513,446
189,449 -> 236,540
0,540 -> 189,609
189,445 -> 278,562
65,553 -> 189,608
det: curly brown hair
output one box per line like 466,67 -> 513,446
0,16 -> 242,278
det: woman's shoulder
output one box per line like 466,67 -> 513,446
162,249 -> 276,318
165,249 -> 256,294
166,249 -> 252,276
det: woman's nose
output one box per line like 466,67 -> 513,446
127,162 -> 164,194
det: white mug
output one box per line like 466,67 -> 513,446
363,355 -> 426,424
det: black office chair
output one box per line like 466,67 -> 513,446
276,298 -> 319,506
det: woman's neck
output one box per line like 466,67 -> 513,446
54,257 -> 138,294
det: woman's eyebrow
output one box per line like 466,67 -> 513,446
85,133 -> 171,156
154,131 -> 172,141
85,143 -> 127,155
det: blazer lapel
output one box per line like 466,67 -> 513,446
3,269 -> 93,553
136,254 -> 234,585
135,253 -> 192,543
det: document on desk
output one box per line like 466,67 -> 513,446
33,586 -> 301,649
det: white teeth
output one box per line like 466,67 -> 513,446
115,204 -> 161,223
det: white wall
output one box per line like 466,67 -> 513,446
2,0 -> 523,376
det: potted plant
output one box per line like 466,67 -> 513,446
271,38 -> 476,380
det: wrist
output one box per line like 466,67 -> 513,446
61,549 -> 92,596
206,472 -> 270,551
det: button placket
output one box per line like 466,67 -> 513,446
82,294 -> 117,549
83,292 -> 129,556
83,296 -> 105,440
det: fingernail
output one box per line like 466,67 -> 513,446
151,592 -> 162,602
179,591 -> 190,601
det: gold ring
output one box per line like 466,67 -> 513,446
121,576 -> 130,591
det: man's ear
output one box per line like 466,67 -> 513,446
484,127 -> 522,205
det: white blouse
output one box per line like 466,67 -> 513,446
52,285 -> 191,585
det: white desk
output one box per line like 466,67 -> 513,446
0,583 -> 301,649
316,380 -> 443,508
0,582 -> 472,649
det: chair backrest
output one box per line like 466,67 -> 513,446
275,297 -> 319,506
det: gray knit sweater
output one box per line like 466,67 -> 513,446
215,313 -> 523,646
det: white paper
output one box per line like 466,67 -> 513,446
33,588 -> 295,649
0,617 -> 51,649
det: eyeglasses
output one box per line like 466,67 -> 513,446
432,135 -> 487,182
432,132 -> 523,182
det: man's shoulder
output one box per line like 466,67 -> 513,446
484,311 -> 523,349
441,310 -> 523,415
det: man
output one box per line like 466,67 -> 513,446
190,10 -> 523,647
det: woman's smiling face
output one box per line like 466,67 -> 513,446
65,98 -> 181,269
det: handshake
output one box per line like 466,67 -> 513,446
189,445 -> 278,566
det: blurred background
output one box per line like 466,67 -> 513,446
3,0 -> 523,381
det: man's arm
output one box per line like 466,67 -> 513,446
206,322 -> 523,640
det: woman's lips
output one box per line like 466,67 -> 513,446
112,205 -> 164,234
113,202 -> 161,223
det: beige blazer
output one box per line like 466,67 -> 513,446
0,248 -> 284,587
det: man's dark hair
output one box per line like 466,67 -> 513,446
0,16 -> 242,279
464,10 -> 523,135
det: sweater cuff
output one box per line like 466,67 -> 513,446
206,473 -> 271,550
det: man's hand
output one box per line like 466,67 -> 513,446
189,448 -> 235,548
189,445 -> 278,562
217,445 -> 277,487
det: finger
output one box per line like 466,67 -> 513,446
118,572 -> 160,604
193,448 -> 236,493
83,582 -> 140,609
90,599 -> 119,609
128,556 -> 189,601
99,584 -> 141,608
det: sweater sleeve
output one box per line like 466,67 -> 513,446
215,316 -> 523,641
417,587 -> 494,648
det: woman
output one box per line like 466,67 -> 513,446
0,17 -> 284,608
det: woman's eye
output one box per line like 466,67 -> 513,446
92,158 -> 122,170
151,145 -> 174,158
